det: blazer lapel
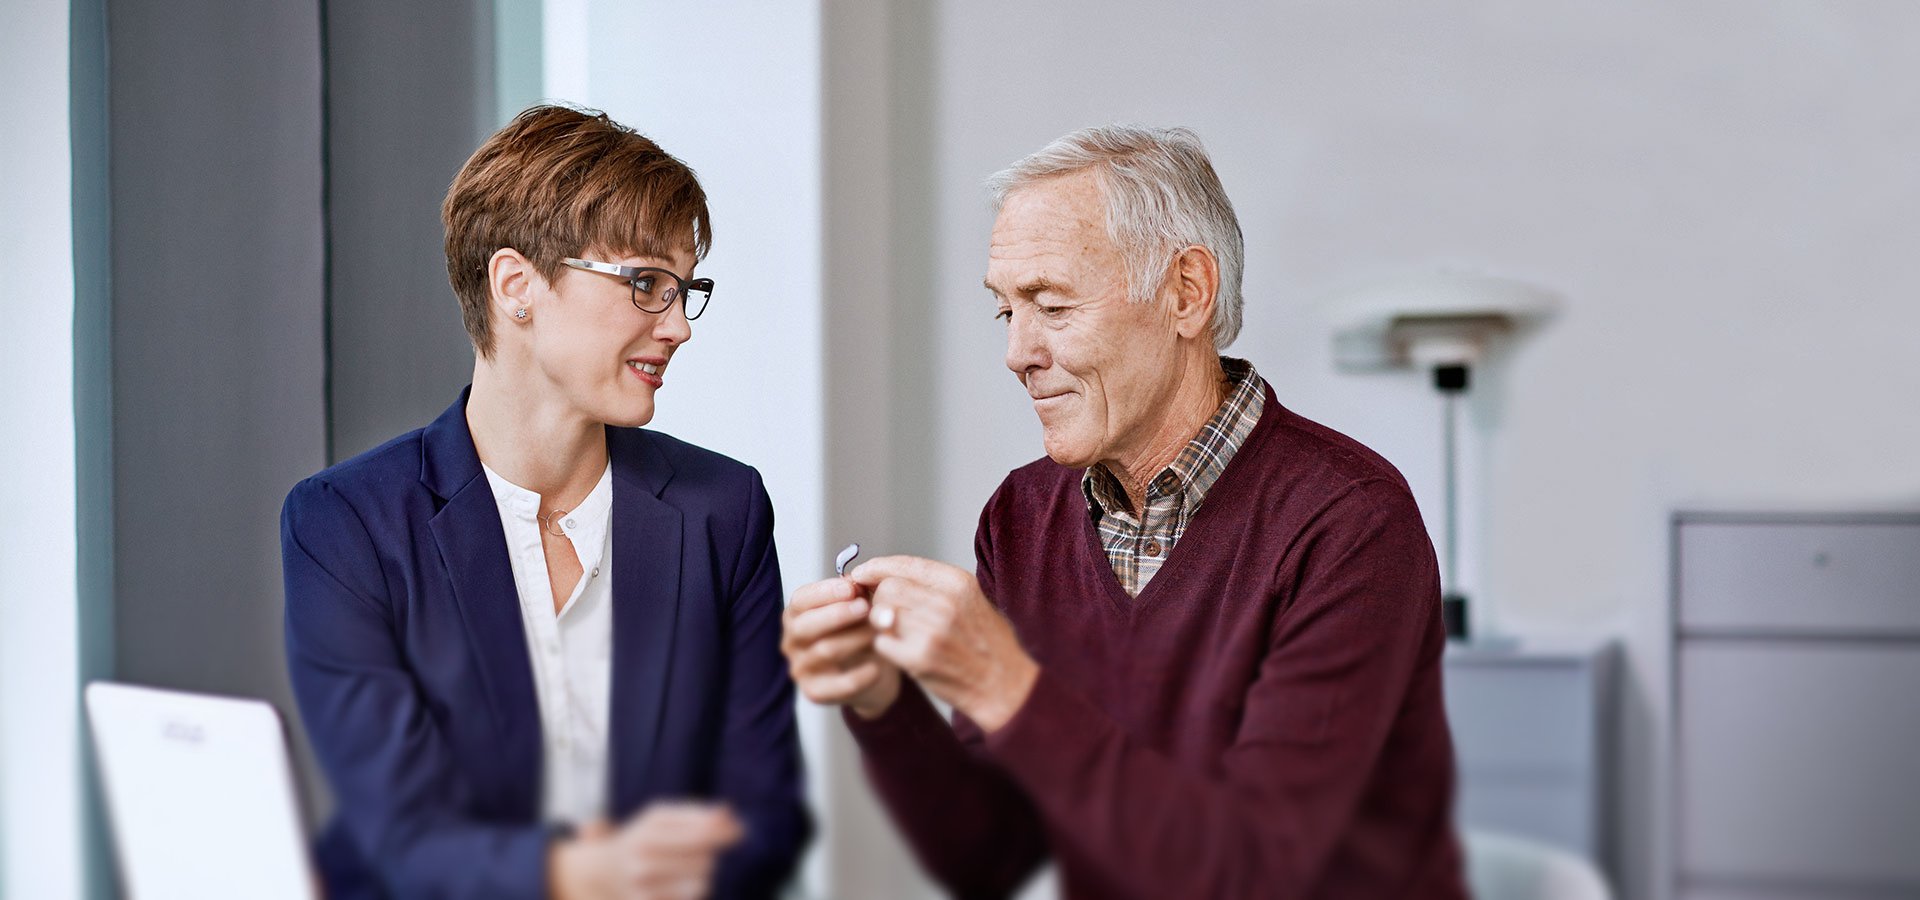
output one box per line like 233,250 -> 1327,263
608,427 -> 683,809
420,390 -> 543,817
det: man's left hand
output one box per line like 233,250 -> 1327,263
847,556 -> 1039,733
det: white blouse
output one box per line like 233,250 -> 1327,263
480,462 -> 614,826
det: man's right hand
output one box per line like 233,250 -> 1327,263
550,803 -> 743,900
781,577 -> 902,719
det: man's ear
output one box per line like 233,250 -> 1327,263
1166,245 -> 1219,342
487,247 -> 540,325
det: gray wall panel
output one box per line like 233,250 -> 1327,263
324,0 -> 495,461
98,0 -> 497,858
107,0 -> 328,815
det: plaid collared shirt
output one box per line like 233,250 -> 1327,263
1083,357 -> 1267,597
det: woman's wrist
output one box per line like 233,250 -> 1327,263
547,823 -> 613,900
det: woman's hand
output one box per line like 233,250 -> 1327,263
550,803 -> 743,899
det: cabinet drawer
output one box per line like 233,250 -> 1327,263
1455,776 -> 1595,858
1677,520 -> 1920,633
1681,885 -> 1917,900
1678,642 -> 1920,885
1444,661 -> 1593,773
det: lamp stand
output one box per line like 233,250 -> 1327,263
1435,363 -> 1470,641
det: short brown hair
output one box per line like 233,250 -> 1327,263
442,104 -> 711,356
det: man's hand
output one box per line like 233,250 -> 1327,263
550,803 -> 743,899
848,556 -> 1039,732
781,577 -> 902,719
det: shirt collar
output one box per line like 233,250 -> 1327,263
482,462 -> 541,517
569,465 -> 614,536
481,461 -> 615,534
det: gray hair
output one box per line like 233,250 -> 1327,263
986,124 -> 1245,350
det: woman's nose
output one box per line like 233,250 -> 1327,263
656,296 -> 693,345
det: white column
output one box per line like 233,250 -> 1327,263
558,1 -> 835,895
566,0 -> 825,617
539,0 -> 591,105
0,0 -> 83,896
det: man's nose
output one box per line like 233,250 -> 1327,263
1004,311 -> 1048,375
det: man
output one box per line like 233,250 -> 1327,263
783,125 -> 1465,898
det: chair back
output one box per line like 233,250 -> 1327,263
1464,830 -> 1611,900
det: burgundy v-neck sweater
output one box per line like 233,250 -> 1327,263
847,385 -> 1466,899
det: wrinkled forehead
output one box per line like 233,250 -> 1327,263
995,173 -> 1116,252
994,171 -> 1107,232
987,189 -> 1124,293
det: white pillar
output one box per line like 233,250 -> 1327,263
559,1 -> 840,895
0,1 -> 84,896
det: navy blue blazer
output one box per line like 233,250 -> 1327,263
281,391 -> 809,899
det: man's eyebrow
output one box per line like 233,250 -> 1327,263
986,276 -> 1057,297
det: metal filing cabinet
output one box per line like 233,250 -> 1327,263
1444,636 -> 1616,864
1673,512 -> 1920,900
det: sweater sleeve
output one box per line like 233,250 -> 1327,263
977,477 -> 1442,899
840,481 -> 1050,898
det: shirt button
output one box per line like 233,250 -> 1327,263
564,517 -> 577,530
591,567 -> 601,578
1144,540 -> 1163,557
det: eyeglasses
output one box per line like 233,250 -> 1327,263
561,257 -> 714,320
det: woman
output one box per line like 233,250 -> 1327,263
281,105 -> 807,899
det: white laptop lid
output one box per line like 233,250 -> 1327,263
84,681 -> 317,900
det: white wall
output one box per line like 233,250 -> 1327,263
0,1 -> 83,895
552,0 -> 837,895
563,0 -> 825,634
904,3 -> 1920,898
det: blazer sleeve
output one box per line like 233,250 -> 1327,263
709,467 -> 813,898
281,477 -> 551,900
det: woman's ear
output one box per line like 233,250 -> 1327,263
487,247 -> 538,326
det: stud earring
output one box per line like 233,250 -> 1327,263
513,308 -> 529,320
